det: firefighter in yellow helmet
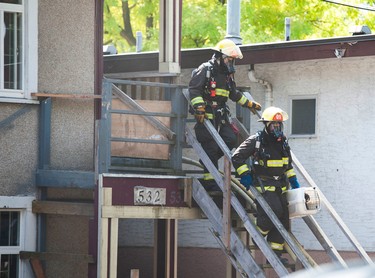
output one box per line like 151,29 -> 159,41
231,106 -> 300,264
188,39 -> 262,191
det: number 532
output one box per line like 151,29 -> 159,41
134,186 -> 166,205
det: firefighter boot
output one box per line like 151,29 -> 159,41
274,250 -> 288,265
267,250 -> 288,265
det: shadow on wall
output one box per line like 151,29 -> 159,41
287,260 -> 375,278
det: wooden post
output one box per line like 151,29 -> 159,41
183,178 -> 193,208
109,217 -> 118,278
154,219 -> 178,278
100,188 -> 113,278
222,156 -> 232,250
154,220 -> 164,278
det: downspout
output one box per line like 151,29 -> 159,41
248,65 -> 273,107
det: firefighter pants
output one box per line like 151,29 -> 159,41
194,121 -> 237,176
256,187 -> 289,249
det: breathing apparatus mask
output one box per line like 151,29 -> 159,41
213,52 -> 236,74
258,107 -> 288,141
222,55 -> 236,74
266,121 -> 284,141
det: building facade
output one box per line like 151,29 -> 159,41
1,0 -> 374,277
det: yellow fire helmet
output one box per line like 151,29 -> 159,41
213,39 -> 243,59
258,106 -> 289,122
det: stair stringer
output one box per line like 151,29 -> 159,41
191,177 -> 266,278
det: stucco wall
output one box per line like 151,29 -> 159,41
0,104 -> 38,195
38,0 -> 95,171
37,1 -> 96,277
178,56 -> 375,253
0,1 -> 96,189
237,57 -> 375,252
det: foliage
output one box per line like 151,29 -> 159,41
181,0 -> 227,48
241,0 -> 375,43
103,0 -> 159,52
104,0 -> 375,53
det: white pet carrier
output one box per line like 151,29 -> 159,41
287,187 -> 321,219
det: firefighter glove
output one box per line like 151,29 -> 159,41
194,105 -> 206,123
240,173 -> 253,190
289,176 -> 300,189
246,100 -> 262,113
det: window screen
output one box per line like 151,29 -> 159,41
291,99 -> 316,135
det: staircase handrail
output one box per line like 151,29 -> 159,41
185,126 -> 290,276
197,118 -> 314,269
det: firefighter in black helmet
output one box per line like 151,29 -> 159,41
231,106 -> 300,264
189,39 -> 262,191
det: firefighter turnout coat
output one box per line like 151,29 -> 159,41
188,58 -> 251,186
231,129 -> 297,251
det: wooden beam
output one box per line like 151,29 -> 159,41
20,251 -> 95,263
102,206 -> 202,219
29,258 -> 46,278
31,92 -> 102,99
32,200 -> 94,217
35,169 -> 95,189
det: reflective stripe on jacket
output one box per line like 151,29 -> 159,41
232,130 -> 295,190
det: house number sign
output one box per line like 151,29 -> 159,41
134,186 -> 166,205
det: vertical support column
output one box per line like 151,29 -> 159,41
38,98 -> 52,170
98,80 -> 112,174
225,0 -> 242,44
153,220 -> 165,278
285,17 -> 291,41
154,219 -> 178,278
110,217 -> 119,278
170,87 -> 187,172
159,0 -> 181,73
94,0 -> 104,119
224,156 -> 233,277
225,260 -> 238,278
222,157 -> 232,249
100,188 -> 114,278
226,219 -> 249,278
37,98 -> 51,264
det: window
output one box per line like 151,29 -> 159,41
0,197 -> 36,278
0,0 -> 37,100
290,97 -> 317,136
0,212 -> 20,278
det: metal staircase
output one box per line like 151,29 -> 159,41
183,89 -> 374,277
186,124 -> 308,277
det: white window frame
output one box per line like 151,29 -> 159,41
288,95 -> 318,138
0,0 -> 38,103
0,196 -> 36,278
